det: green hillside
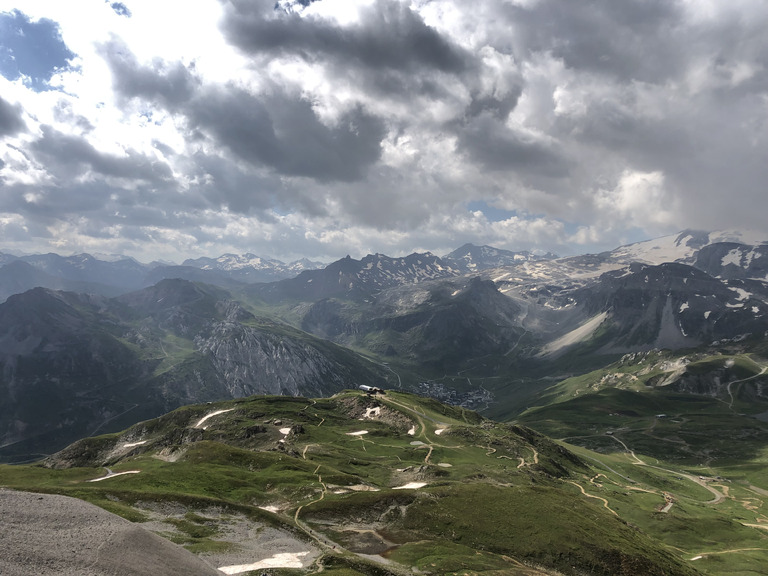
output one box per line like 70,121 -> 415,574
0,391 -> 703,576
518,351 -> 768,576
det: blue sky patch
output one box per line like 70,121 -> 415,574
466,200 -> 518,223
108,2 -> 132,18
0,10 -> 76,91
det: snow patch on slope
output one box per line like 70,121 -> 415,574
539,312 -> 608,356
610,230 -> 768,267
729,287 -> 752,301
194,409 -> 234,429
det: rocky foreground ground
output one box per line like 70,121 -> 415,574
0,489 -> 222,576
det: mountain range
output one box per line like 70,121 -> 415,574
3,229 -> 768,575
2,229 -> 768,462
0,251 -> 327,302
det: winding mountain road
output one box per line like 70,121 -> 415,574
727,366 -> 767,410
609,436 -> 726,504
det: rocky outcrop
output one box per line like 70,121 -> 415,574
195,323 -> 353,398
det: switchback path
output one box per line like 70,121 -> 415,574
610,436 -> 726,504
292,469 -> 339,554
727,366 -> 767,410
380,363 -> 403,389
566,480 -> 618,516
689,547 -> 768,561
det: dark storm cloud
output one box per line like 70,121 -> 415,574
30,125 -> 173,183
466,89 -> 522,121
1,181 -> 106,219
503,0 -> 685,83
0,96 -> 26,136
103,42 -> 386,184
220,0 -> 488,115
52,100 -> 95,133
190,89 -> 385,182
0,169 -> 204,235
190,152 -> 282,214
459,0 -> 768,234
572,97 -> 692,171
222,0 -> 469,75
0,10 -> 77,91
101,39 -> 198,108
457,113 -> 570,178
4,179 -> 195,252
363,65 -> 463,106
188,151 -> 330,218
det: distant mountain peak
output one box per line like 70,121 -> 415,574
443,243 -> 556,272
181,253 -> 325,281
609,229 -> 768,267
255,251 -> 462,302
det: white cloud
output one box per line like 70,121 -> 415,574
594,169 -> 676,232
0,0 -> 766,262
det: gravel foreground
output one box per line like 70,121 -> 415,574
0,489 -> 223,576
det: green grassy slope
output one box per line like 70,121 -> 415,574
0,391 -> 701,576
517,351 -> 768,576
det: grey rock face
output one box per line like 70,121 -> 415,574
195,322 -> 350,398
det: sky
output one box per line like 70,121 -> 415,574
0,0 -> 766,263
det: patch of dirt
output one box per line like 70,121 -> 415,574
328,484 -> 380,494
153,447 -> 186,462
304,493 -> 417,528
394,463 -> 443,485
330,528 -> 398,554
335,397 -> 414,432
133,502 -> 322,571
